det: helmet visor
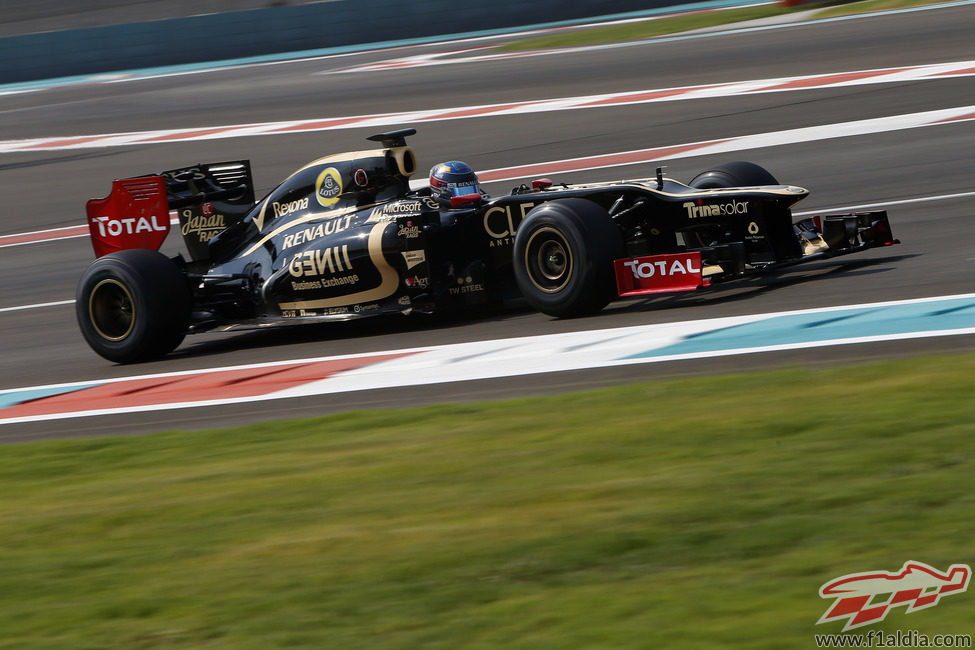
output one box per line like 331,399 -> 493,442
448,183 -> 480,197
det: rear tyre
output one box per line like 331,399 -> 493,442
513,198 -> 623,318
76,249 -> 191,363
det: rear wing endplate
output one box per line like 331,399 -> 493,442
85,176 -> 170,258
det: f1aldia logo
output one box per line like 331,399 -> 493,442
817,561 -> 970,631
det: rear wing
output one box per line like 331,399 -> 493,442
85,176 -> 170,258
85,161 -> 255,259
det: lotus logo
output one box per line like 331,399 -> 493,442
316,167 -> 343,207
817,561 -> 970,631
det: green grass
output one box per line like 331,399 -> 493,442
814,0 -> 955,18
498,0 -> 951,51
2,354 -> 975,648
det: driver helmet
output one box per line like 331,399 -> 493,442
429,161 -> 481,204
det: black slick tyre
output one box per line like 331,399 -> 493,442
513,198 -> 623,318
76,249 -> 191,363
688,161 -> 779,189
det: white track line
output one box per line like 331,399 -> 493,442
2,60 -> 974,153
792,191 -> 975,217
0,300 -> 74,313
475,105 -> 975,181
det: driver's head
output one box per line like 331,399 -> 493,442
429,161 -> 481,206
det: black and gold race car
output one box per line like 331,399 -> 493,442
77,128 -> 897,362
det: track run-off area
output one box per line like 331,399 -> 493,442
4,293 -> 975,426
1,1 -> 974,437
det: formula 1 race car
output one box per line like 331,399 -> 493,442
76,128 -> 897,363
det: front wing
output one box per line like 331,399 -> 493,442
615,210 -> 898,298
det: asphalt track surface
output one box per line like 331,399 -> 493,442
2,4 -> 974,440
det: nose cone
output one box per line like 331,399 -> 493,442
783,185 -> 809,206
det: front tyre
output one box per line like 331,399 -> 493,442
513,198 -> 623,318
76,249 -> 191,363
688,160 -> 779,189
